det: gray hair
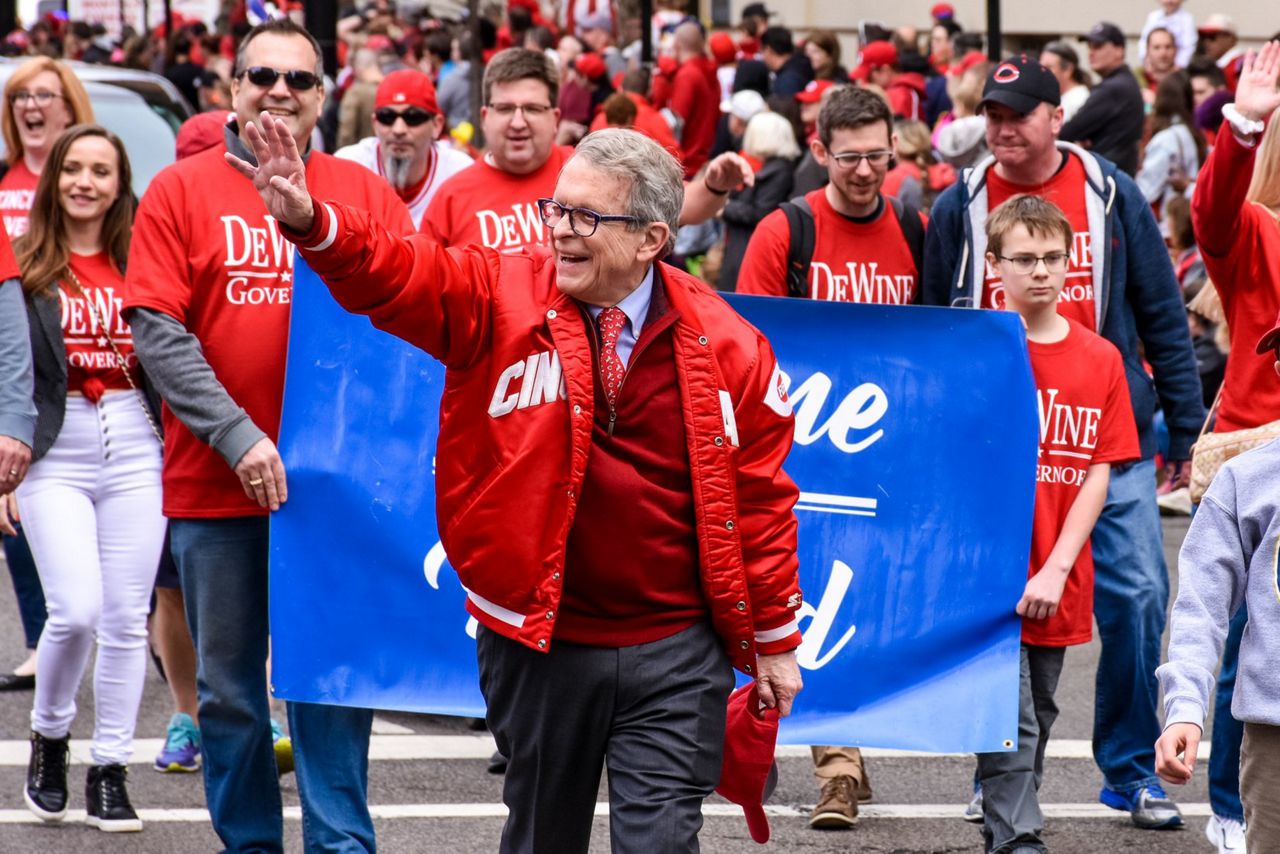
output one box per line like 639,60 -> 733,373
571,129 -> 684,254
743,111 -> 801,162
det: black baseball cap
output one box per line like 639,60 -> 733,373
1081,22 -> 1125,47
741,3 -> 775,19
980,54 -> 1061,114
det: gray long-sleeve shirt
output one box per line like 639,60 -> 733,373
126,308 -> 265,468
0,277 -> 35,446
1157,438 -> 1280,728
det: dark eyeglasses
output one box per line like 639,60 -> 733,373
537,199 -> 640,238
997,252 -> 1071,274
829,150 -> 894,170
8,90 -> 62,106
374,107 -> 434,127
241,66 -> 321,91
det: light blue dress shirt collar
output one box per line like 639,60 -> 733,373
585,265 -> 654,369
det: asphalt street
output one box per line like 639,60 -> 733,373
0,515 -> 1226,853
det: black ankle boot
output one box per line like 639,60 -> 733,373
24,730 -> 69,821
85,763 -> 142,832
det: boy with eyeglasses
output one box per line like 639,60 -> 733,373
976,194 -> 1138,854
336,69 -> 471,229
736,85 -> 926,303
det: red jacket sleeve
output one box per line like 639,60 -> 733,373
288,198 -> 496,370
734,335 -> 803,653
1191,127 -> 1261,283
734,208 -> 791,296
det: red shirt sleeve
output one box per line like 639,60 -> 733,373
123,171 -> 191,321
734,209 -> 791,296
1090,343 -> 1141,465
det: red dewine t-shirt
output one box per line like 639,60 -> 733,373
124,147 -> 413,518
983,155 -> 1097,329
420,145 -> 573,252
736,189 -> 923,303
1024,318 -> 1139,646
0,161 -> 38,238
61,252 -> 135,399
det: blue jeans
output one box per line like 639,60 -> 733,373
1209,603 -> 1247,822
1090,459 -> 1168,792
3,525 -> 46,650
170,517 -> 376,854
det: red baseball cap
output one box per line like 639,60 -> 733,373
796,79 -> 835,104
709,31 -> 738,65
851,41 -> 898,80
176,111 -> 232,161
574,52 -> 608,81
1255,310 -> 1280,355
931,3 -> 956,20
715,684 -> 780,844
376,69 -> 441,115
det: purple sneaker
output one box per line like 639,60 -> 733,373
154,713 -> 201,773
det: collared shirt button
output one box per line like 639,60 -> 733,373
736,600 -> 746,611
546,309 -> 557,319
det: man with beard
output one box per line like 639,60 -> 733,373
337,69 -> 472,229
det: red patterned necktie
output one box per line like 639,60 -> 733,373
597,306 -> 627,407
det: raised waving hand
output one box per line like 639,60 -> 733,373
224,111 -> 316,233
1235,40 -> 1280,123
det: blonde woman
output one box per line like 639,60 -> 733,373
0,56 -> 93,701
721,110 -> 799,290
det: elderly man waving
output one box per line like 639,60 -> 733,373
228,115 -> 806,854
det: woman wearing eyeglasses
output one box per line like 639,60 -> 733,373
0,57 -> 94,701
11,125 -> 163,832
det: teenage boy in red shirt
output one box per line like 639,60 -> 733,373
974,194 -> 1139,854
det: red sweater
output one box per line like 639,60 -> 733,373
558,287 -> 706,646
1192,126 -> 1280,431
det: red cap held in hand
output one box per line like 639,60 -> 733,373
715,684 -> 780,844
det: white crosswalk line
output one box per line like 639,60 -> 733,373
0,735 -> 1208,766
0,802 -> 1214,824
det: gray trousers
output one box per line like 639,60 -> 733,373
477,621 -> 735,854
977,643 -> 1066,854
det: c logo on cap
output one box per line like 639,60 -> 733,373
993,63 -> 1020,83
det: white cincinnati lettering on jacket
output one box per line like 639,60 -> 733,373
487,349 -> 567,417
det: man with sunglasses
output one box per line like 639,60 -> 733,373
922,55 -> 1203,833
230,117 -> 805,854
123,18 -> 413,854
337,68 -> 472,229
736,86 -> 926,306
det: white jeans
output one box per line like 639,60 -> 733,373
17,392 -> 164,765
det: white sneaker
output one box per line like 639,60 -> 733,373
1206,815 -> 1247,854
1157,486 -> 1193,516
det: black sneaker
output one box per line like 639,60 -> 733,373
24,730 -> 69,822
85,764 -> 142,832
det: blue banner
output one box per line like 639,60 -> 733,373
272,261 -> 1038,752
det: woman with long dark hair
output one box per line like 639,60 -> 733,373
1136,70 -> 1205,221
9,124 -> 163,832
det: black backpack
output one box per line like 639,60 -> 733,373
780,195 -> 925,298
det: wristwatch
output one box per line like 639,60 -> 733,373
1222,102 -> 1265,140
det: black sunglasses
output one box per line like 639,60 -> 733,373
374,107 -> 434,127
241,66 -> 321,91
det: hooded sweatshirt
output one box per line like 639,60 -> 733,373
1158,439 -> 1280,728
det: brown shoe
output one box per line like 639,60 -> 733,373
810,775 -> 858,829
855,767 -> 873,803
